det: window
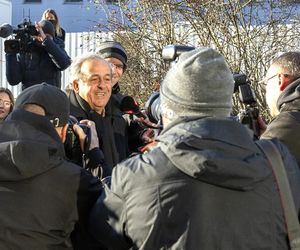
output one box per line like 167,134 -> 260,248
64,0 -> 83,2
284,0 -> 300,3
24,0 -> 41,2
106,0 -> 119,4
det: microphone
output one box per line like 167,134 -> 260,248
120,95 -> 146,119
0,23 -> 13,38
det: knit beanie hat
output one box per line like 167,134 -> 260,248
160,47 -> 234,118
97,41 -> 128,70
39,20 -> 55,37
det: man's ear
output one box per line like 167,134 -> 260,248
278,74 -> 290,92
57,124 -> 69,143
72,80 -> 80,93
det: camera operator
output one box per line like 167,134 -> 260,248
5,20 -> 71,90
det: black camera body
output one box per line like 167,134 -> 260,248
233,73 -> 260,138
64,116 -> 91,166
4,20 -> 38,53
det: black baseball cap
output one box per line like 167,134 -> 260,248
15,83 -> 69,127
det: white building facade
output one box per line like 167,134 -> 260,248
11,0 -> 120,32
0,0 -> 12,24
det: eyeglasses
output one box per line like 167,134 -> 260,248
0,99 -> 11,108
259,74 -> 277,86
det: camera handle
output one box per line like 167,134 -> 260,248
239,105 -> 260,139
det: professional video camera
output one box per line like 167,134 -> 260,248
0,19 -> 39,53
64,116 -> 91,166
233,73 -> 260,138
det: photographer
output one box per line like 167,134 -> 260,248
5,20 -> 71,90
0,83 -> 102,249
259,51 -> 300,166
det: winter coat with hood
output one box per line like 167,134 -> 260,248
6,37 -> 71,90
262,77 -> 300,166
0,109 -> 101,250
89,117 -> 300,250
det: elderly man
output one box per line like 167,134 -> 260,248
0,83 -> 101,249
89,48 -> 300,250
260,51 -> 300,166
68,53 -> 119,176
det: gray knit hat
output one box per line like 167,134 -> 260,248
97,41 -> 127,70
160,47 -> 234,118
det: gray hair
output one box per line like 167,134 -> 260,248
271,51 -> 300,79
69,53 -> 110,82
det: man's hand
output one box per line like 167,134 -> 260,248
257,116 -> 268,136
33,22 -> 47,42
141,128 -> 155,144
73,120 -> 99,152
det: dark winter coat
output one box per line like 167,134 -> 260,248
110,83 -> 150,155
0,109 -> 102,250
262,78 -> 300,166
109,83 -> 129,159
89,117 -> 300,250
6,37 -> 71,89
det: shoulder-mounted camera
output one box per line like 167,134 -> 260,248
1,19 -> 39,53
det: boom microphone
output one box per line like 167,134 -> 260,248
0,23 -> 13,38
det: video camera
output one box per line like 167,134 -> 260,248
233,73 -> 260,138
0,19 -> 39,53
64,116 -> 91,166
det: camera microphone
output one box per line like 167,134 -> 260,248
0,23 -> 13,38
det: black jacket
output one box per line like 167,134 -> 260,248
263,78 -> 300,166
110,83 -> 149,155
0,109 -> 102,250
90,117 -> 300,250
6,37 -> 71,89
110,84 -> 130,159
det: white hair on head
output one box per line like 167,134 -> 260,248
69,53 -> 109,82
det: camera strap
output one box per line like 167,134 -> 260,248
256,139 -> 300,250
